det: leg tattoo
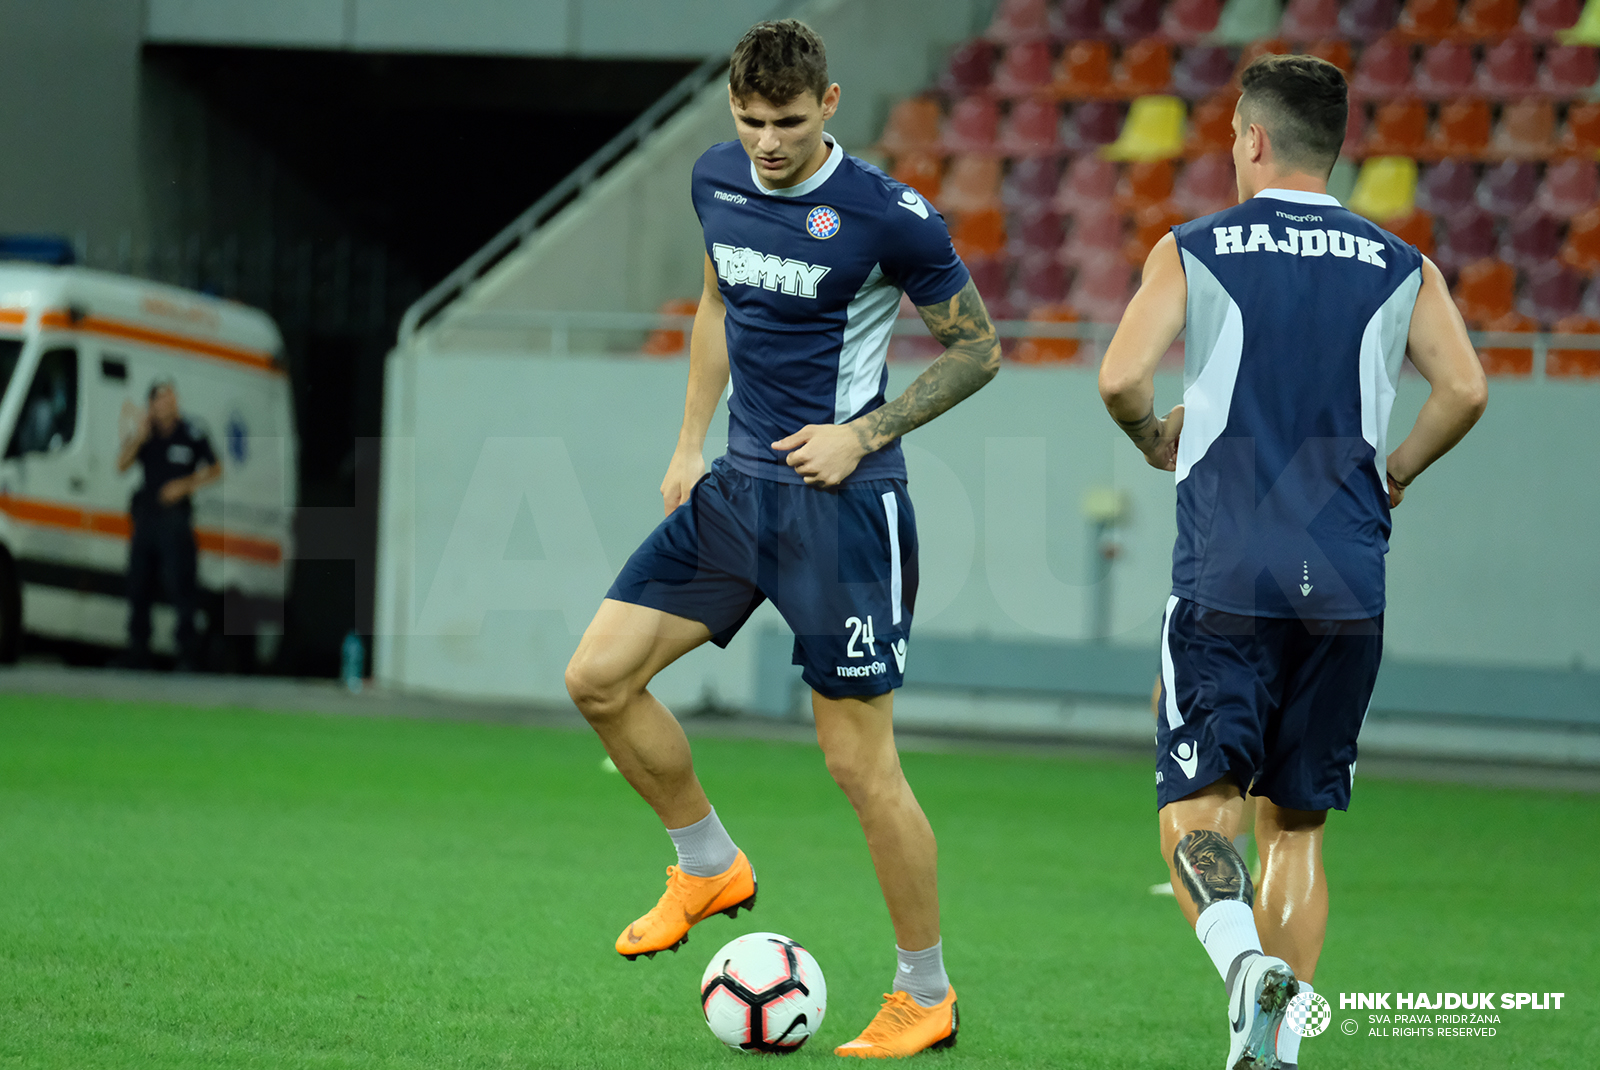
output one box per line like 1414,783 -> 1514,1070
1174,829 -> 1255,909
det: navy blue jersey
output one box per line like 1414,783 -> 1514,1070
691,134 -> 970,483
1169,189 -> 1424,619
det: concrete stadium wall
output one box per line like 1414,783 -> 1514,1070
373,353 -> 1600,713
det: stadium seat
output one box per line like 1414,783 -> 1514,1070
1010,206 -> 1066,256
1173,152 -> 1239,216
1453,256 -> 1519,323
1053,153 -> 1120,215
1434,205 -> 1499,273
1341,0 -> 1402,40
1557,100 -> 1600,154
1126,202 -> 1187,263
1536,157 -> 1599,216
1539,45 -> 1600,95
1068,254 -> 1135,320
1001,98 -> 1062,154
880,98 -> 943,155
965,258 -> 1014,322
1520,261 -> 1586,324
1279,0 -> 1341,40
950,207 -> 1010,260
1397,0 -> 1459,38
1416,158 -> 1480,214
1062,211 -> 1127,265
1114,159 -> 1176,212
1548,313 -> 1600,378
939,154 -> 1005,212
986,0 -> 1052,44
1491,99 -> 1556,158
1501,207 -> 1566,269
1305,39 -> 1356,78
1350,35 -> 1417,100
1524,0 -> 1585,37
1383,207 -> 1437,254
1172,45 -> 1235,99
938,40 -> 998,97
1478,159 -> 1540,215
1456,0 -> 1522,38
1102,95 -> 1186,160
1186,91 -> 1241,155
1010,257 -> 1072,311
1105,0 -> 1164,41
1348,156 -> 1419,221
1111,40 -> 1174,97
1234,38 -> 1293,78
1365,99 -> 1430,155
1051,0 -> 1107,40
1344,101 -> 1369,156
641,298 -> 699,356
1162,0 -> 1224,41
1415,40 -> 1477,98
1477,308 -> 1538,376
993,41 -> 1057,98
1426,98 -> 1493,158
1053,41 -> 1116,99
1477,37 -> 1541,96
891,152 -> 944,201
1063,100 -> 1128,152
1002,156 -> 1061,211
1560,204 -> 1600,272
1012,303 -> 1083,363
1213,0 -> 1286,44
942,96 -> 1002,153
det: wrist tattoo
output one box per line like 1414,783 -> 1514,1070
1117,407 -> 1163,452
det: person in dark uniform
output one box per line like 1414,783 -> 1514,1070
116,380 -> 222,669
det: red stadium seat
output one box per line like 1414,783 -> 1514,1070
1012,303 -> 1083,363
1280,0 -> 1341,41
880,98 -> 943,155
1365,99 -> 1430,155
1536,157 -> 1599,217
1068,254 -> 1135,320
1126,202 -> 1187,263
1062,211 -> 1127,266
1344,101 -> 1369,156
1434,205 -> 1499,274
1173,152 -> 1239,217
1500,207 -> 1566,269
1351,36 -> 1417,99
1383,207 -> 1437,255
1491,99 -> 1556,159
1560,204 -> 1600,273
1009,257 -> 1072,311
891,152 -> 944,201
1539,46 -> 1600,96
1426,98 -> 1493,157
1522,0 -> 1585,37
1305,39 -> 1356,78
949,207 -> 1010,260
1162,0 -> 1224,42
964,258 -> 1014,322
1062,100 -> 1126,152
1172,45 -> 1235,99
1186,91 -> 1240,155
1415,40 -> 1477,98
1340,0 -> 1402,41
1115,159 -> 1176,213
1053,154 -> 1120,215
1105,0 -> 1164,41
1053,41 -> 1116,100
1548,314 -> 1600,378
641,298 -> 699,356
942,97 -> 1002,153
1002,156 -> 1061,211
939,154 -> 1005,212
1417,158 -> 1480,214
1476,309 -> 1537,376
1000,98 -> 1062,154
1397,0 -> 1459,38
1111,40 -> 1174,97
1477,159 -> 1540,215
1234,39 -> 1292,79
1520,262 -> 1586,325
1453,257 -> 1519,324
1052,0 -> 1107,40
1455,0 -> 1521,38
1009,206 -> 1066,256
986,0 -> 1051,44
1558,101 -> 1600,156
939,41 -> 998,97
993,41 -> 1056,98
1477,37 -> 1540,97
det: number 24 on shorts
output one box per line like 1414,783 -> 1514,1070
844,615 -> 877,658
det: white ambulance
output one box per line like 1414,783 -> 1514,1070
0,264 -> 297,666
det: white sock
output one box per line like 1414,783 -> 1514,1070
1195,900 -> 1264,986
893,941 -> 950,1007
1278,982 -> 1312,1066
666,807 -> 739,877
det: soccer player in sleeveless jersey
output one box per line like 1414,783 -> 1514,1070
564,20 -> 998,1058
1098,55 -> 1486,1070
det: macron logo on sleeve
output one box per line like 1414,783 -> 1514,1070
711,242 -> 830,298
898,190 -> 929,219
1212,223 -> 1386,267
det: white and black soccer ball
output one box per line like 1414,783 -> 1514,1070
700,932 -> 827,1054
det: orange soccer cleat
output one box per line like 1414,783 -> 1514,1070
614,850 -> 757,961
834,986 -> 959,1058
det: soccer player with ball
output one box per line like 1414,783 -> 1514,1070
564,19 -> 998,1058
1099,55 -> 1486,1070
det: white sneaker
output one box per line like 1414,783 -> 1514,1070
1224,952 -> 1298,1070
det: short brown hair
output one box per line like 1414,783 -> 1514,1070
1239,53 -> 1348,177
729,19 -> 828,106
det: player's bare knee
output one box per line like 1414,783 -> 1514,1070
564,653 -> 629,723
1173,828 -> 1255,909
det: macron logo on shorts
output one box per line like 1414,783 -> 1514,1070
712,242 -> 830,298
1172,741 -> 1200,779
836,661 -> 887,678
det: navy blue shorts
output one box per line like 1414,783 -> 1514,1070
606,458 -> 918,699
1155,596 -> 1383,812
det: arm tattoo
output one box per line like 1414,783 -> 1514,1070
1116,407 -> 1163,453
851,279 -> 1001,452
1173,829 -> 1254,909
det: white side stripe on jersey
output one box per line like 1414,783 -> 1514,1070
1160,595 -> 1183,731
882,491 -> 903,626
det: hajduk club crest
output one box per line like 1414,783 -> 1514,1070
805,205 -> 840,239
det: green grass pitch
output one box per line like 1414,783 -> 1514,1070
0,694 -> 1594,1068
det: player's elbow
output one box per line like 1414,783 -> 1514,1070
1450,369 -> 1489,426
1098,366 -> 1138,410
